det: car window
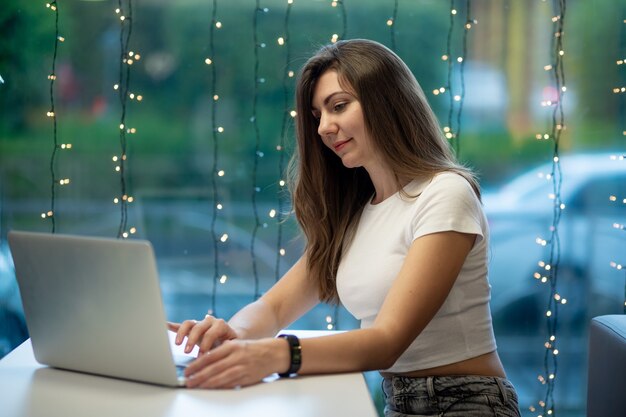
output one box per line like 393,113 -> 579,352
568,174 -> 626,214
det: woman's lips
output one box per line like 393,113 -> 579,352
334,138 -> 351,151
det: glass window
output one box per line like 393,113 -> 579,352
1,1 -> 624,415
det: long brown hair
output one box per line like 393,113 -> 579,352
289,39 -> 479,303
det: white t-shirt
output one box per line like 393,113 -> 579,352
336,172 -> 497,373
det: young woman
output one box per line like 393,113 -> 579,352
169,39 -> 521,416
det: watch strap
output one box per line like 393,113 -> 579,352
277,334 -> 302,377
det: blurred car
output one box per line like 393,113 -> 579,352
483,151 -> 626,409
484,152 -> 626,333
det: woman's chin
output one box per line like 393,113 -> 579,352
341,160 -> 360,169
339,155 -> 361,169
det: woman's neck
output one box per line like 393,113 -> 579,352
367,167 -> 408,205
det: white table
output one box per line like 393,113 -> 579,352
0,331 -> 378,417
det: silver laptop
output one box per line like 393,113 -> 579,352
8,230 -> 193,387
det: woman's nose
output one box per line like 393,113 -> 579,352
317,113 -> 337,137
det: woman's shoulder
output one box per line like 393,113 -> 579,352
432,170 -> 471,182
399,172 -> 479,205
425,171 -> 476,193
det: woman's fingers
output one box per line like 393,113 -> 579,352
185,342 -> 251,389
185,315 -> 216,353
185,342 -> 229,377
198,318 -> 235,353
175,319 -> 199,346
184,339 -> 280,389
190,364 -> 248,389
169,315 -> 238,354
166,322 -> 180,332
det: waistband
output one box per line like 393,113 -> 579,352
382,374 -> 517,404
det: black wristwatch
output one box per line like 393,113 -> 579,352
277,334 -> 302,377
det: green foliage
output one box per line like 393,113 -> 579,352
0,1 -> 54,132
0,0 -> 623,201
566,0 -> 625,123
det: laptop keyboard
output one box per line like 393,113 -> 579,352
174,355 -> 194,380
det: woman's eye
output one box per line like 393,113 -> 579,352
333,102 -> 346,112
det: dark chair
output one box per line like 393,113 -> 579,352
587,315 -> 626,416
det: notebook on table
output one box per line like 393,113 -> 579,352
8,230 -> 195,387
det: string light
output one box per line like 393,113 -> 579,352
207,0 -> 223,316
325,315 -> 334,330
331,0 -> 348,328
250,1 -> 269,300
388,0 -> 399,51
533,1 -> 567,415
330,0 -> 347,42
43,0 -> 69,233
454,0 -> 473,155
610,20 -> 626,314
273,0 -> 295,283
114,0 -> 138,239
437,0 -> 474,155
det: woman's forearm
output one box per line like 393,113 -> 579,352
228,298 -> 283,340
228,256 -> 319,341
295,328 -> 398,375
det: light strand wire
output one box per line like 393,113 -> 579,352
46,1 -> 61,233
622,19 -> 626,314
250,1 -> 265,300
454,0 -> 472,156
275,0 -> 294,282
329,0 -> 348,43
389,0 -> 399,51
332,0 -> 349,330
338,0 -> 347,41
208,0 -> 221,315
116,0 -> 133,239
444,0 -> 472,156
616,22 -> 626,314
444,0 -> 456,150
539,0 -> 567,415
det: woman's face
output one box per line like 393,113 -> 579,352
311,70 -> 378,171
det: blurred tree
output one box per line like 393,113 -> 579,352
0,1 -> 53,133
567,0 -> 625,147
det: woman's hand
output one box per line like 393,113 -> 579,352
168,315 -> 239,355
184,338 -> 289,389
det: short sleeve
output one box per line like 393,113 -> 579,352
410,173 -> 484,243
